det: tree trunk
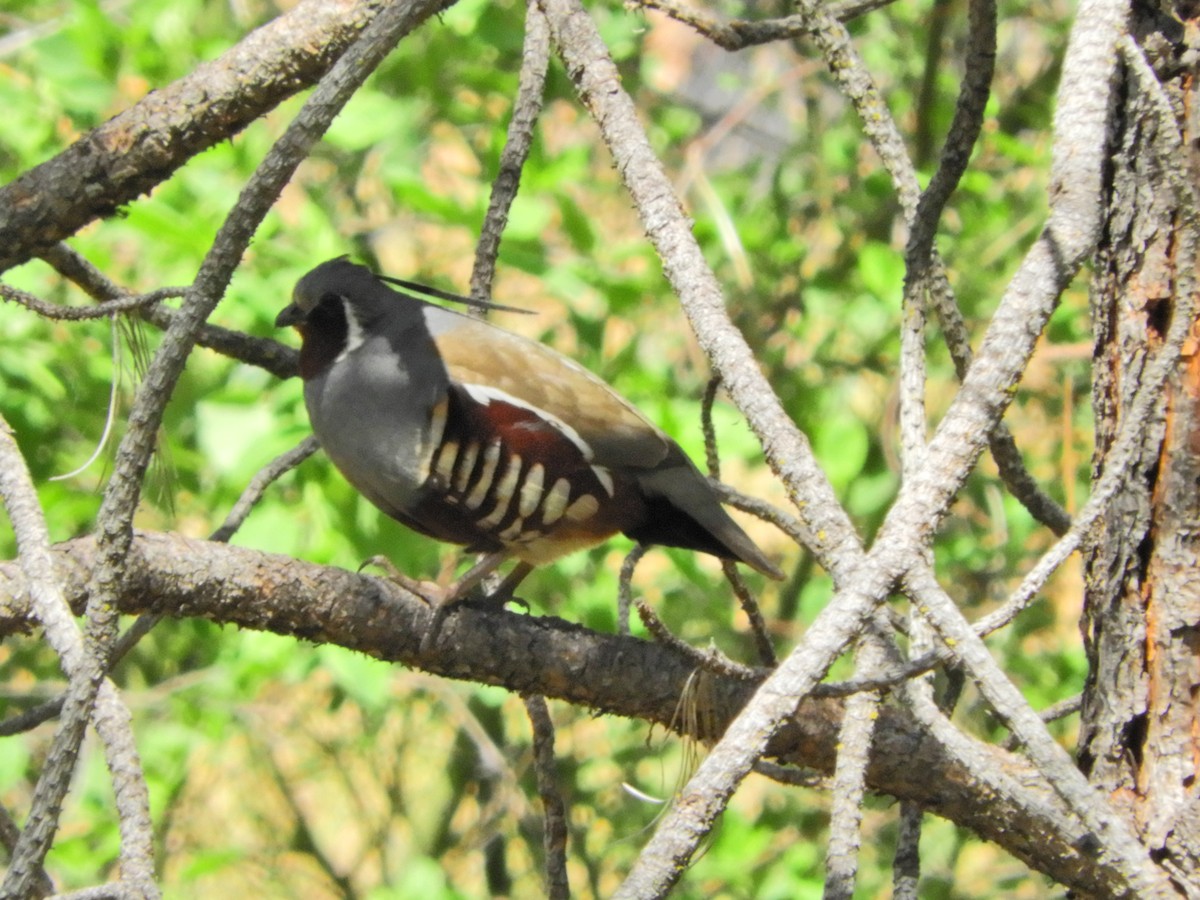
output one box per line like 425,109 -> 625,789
1079,6 -> 1200,882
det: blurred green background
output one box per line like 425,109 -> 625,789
0,0 -> 1087,895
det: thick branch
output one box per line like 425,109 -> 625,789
0,0 -> 387,273
0,533 -> 1137,895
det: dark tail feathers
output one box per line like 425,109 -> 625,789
624,457 -> 783,580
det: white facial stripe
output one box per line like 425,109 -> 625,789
540,477 -> 571,526
333,295 -> 366,363
462,383 -> 594,461
465,441 -> 502,510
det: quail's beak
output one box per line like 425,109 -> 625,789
275,303 -> 305,329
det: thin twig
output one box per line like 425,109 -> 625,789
823,637 -> 886,899
632,0 -> 898,50
3,2 -> 451,894
634,597 -> 761,681
0,282 -> 184,319
469,0 -> 550,305
893,801 -> 922,899
617,543 -> 648,634
38,244 -> 300,380
700,376 -> 723,479
901,0 -> 998,492
720,559 -> 776,666
0,417 -> 158,897
752,759 -> 828,789
210,436 -> 320,543
521,694 -> 570,900
1002,694 -> 1083,751
701,376 -> 775,665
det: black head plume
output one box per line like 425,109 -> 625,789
375,274 -> 533,315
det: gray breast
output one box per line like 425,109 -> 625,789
304,334 -> 443,517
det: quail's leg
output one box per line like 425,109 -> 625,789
361,553 -> 504,607
360,555 -> 442,602
443,551 -> 513,603
418,551 -> 515,650
483,561 -> 534,609
363,553 -> 525,650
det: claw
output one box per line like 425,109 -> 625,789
359,553 -> 537,651
360,555 -> 442,605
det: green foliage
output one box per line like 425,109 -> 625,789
0,0 -> 1082,896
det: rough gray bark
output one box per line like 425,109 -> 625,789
0,532 -> 1150,896
0,0 -> 391,274
1079,7 -> 1200,883
6,0 -> 1200,895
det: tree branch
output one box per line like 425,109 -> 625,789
4,0 -> 453,890
600,0 -> 1161,890
469,0 -> 551,305
38,244 -> 300,380
0,0 -> 396,273
0,420 -> 156,897
0,532 -> 1137,895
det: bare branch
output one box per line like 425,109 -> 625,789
38,244 -> 299,380
823,637 -> 887,899
0,532 -> 1142,895
541,0 -> 864,591
210,437 -> 320,543
469,0 -> 551,304
522,695 -> 570,900
0,281 -> 183,320
607,0 -> 1161,889
0,418 -> 156,897
635,594 -> 763,681
644,0 -> 1069,535
631,0 -> 899,50
893,803 -> 923,898
4,1 -> 452,890
0,0 -> 396,273
702,377 -> 775,665
804,0 -> 1069,536
0,799 -> 52,897
903,562 -> 1169,895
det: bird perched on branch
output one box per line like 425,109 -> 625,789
276,257 -> 782,610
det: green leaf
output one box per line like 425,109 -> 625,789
194,401 -> 275,478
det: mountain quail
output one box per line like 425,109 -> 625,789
276,257 -> 782,605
